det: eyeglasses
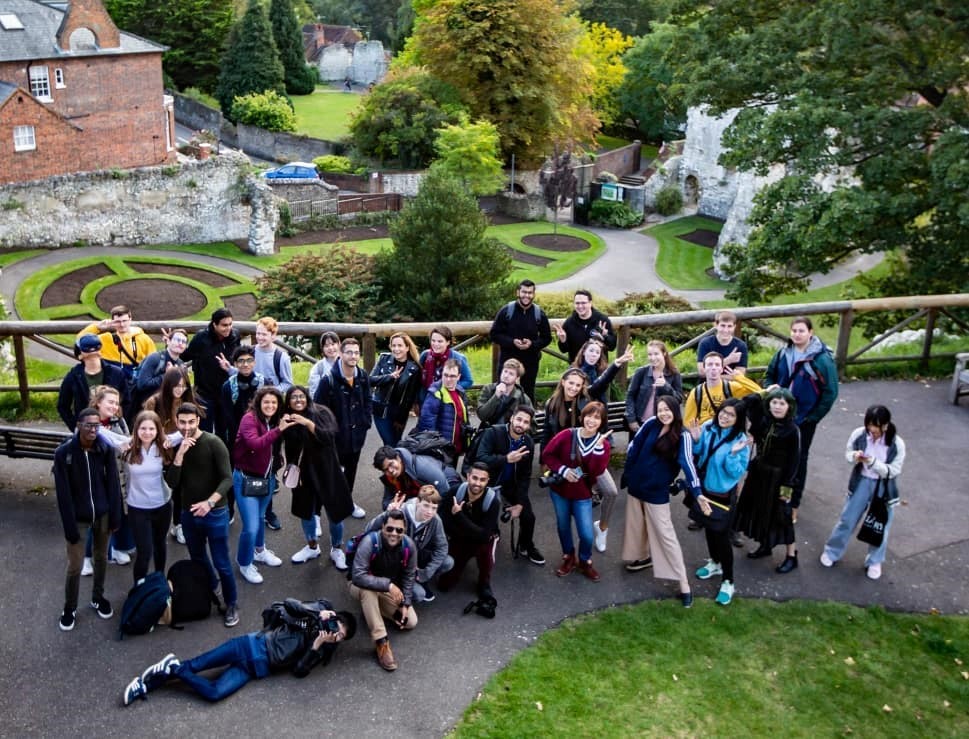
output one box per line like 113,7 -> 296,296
384,526 -> 405,534
235,357 -> 255,365
442,373 -> 460,379
290,394 -> 306,402
170,337 -> 187,345
79,422 -> 100,429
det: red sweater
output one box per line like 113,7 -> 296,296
541,428 -> 610,501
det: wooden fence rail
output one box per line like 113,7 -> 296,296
2,294 -> 968,412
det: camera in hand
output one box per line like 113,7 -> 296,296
500,505 -> 512,523
314,615 -> 342,633
537,470 -> 565,488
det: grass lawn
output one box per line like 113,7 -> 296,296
455,599 -> 969,738
485,223 -> 605,283
290,89 -> 361,141
0,249 -> 45,267
646,215 -> 729,290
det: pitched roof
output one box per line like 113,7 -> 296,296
0,80 -> 18,105
0,0 -> 164,63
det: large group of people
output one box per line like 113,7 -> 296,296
47,295 -> 905,698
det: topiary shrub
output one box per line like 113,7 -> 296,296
589,199 -> 643,228
313,155 -> 355,173
255,247 -> 389,324
231,90 -> 296,132
655,184 -> 683,216
615,290 -> 700,347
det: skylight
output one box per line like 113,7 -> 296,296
0,14 -> 25,30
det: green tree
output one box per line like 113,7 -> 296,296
430,116 -> 504,195
349,69 -> 465,167
616,23 -> 685,141
217,0 -> 286,119
666,0 -> 969,303
270,0 -> 317,95
106,0 -> 235,92
577,0 -> 670,37
376,168 -> 513,321
576,22 -> 634,130
409,0 -> 598,164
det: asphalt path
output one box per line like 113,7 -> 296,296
0,379 -> 965,737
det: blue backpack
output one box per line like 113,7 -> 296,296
118,571 -> 171,639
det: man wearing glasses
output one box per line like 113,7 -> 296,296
349,510 -> 417,672
134,328 -> 189,410
554,289 -> 617,362
57,334 -> 130,430
54,407 -> 124,630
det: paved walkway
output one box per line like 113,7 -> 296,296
0,380 -> 966,737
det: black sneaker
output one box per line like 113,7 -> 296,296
224,604 -> 240,628
59,607 -> 76,631
421,586 -> 436,603
265,511 -> 282,531
141,653 -> 180,691
625,558 -> 653,572
519,545 -> 546,566
90,596 -> 113,619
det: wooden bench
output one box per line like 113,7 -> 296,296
0,425 -> 71,460
951,352 -> 969,406
530,401 -> 627,440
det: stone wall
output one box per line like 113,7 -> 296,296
592,142 -> 642,180
0,151 -> 276,254
173,93 -> 223,134
236,124 -> 341,164
379,171 -> 424,197
316,41 -> 388,84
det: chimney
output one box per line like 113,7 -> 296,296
56,0 -> 121,50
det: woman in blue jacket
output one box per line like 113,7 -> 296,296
621,397 -> 701,607
689,397 -> 751,606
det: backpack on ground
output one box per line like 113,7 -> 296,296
398,430 -> 453,465
118,571 -> 171,639
167,559 -> 216,626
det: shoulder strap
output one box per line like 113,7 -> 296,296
273,348 -> 282,380
504,301 -> 516,321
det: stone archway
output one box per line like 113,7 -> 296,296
684,174 -> 700,206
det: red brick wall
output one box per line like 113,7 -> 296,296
0,52 -> 171,182
0,91 -> 83,183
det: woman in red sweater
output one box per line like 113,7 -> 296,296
540,402 -> 611,581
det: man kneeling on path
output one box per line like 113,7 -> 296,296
123,597 -> 355,704
349,509 -> 417,672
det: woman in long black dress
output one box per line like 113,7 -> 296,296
733,388 -> 801,573
281,386 -> 354,570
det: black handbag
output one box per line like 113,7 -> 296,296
685,487 -> 734,532
857,481 -> 889,546
241,473 -> 270,497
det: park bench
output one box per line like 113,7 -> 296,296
0,425 -> 70,460
530,400 -> 627,440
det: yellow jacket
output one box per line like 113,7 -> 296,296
683,373 -> 761,426
78,324 -> 157,366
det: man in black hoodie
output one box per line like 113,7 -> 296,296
54,407 -> 123,631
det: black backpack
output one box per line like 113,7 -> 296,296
398,430 -> 453,465
118,571 -> 171,639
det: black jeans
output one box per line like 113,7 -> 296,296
129,502 -> 172,583
500,483 -> 536,551
703,490 -> 734,582
339,449 -> 362,494
792,420 -> 818,508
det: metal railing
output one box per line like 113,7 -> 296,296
2,294 -> 968,412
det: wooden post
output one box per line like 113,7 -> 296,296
835,309 -> 853,380
921,308 -> 936,372
362,332 -> 376,371
617,325 -> 631,390
491,343 -> 501,383
13,335 -> 29,412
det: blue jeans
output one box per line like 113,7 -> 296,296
300,516 -> 343,548
413,555 -> 454,601
374,416 -> 403,447
181,505 -> 237,607
822,476 -> 894,566
234,470 -> 273,566
549,491 -> 594,562
172,634 -> 270,702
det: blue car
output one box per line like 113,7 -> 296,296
261,162 -> 320,180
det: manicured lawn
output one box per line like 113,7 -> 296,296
485,223 -> 605,283
646,215 -> 729,290
455,599 -> 969,737
0,249 -> 44,267
290,89 -> 361,141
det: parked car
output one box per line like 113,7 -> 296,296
261,162 -> 320,180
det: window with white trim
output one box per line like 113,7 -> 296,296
13,125 -> 36,152
54,68 -> 65,89
29,66 -> 51,101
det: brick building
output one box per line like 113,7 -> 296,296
0,0 -> 175,184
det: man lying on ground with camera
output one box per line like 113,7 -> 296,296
123,598 -> 356,704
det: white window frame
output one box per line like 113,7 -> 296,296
29,66 -> 52,101
54,68 -> 65,89
13,125 -> 36,152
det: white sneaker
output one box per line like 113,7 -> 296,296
291,545 -> 321,564
314,514 -> 322,539
253,548 -> 282,567
171,525 -> 185,545
819,552 -> 835,568
329,547 -> 348,571
351,504 -> 366,519
593,520 -> 608,553
81,557 -> 93,576
866,562 -> 882,580
110,549 -> 131,565
239,563 -> 263,584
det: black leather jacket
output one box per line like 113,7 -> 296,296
259,598 -> 339,677
369,353 -> 421,424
